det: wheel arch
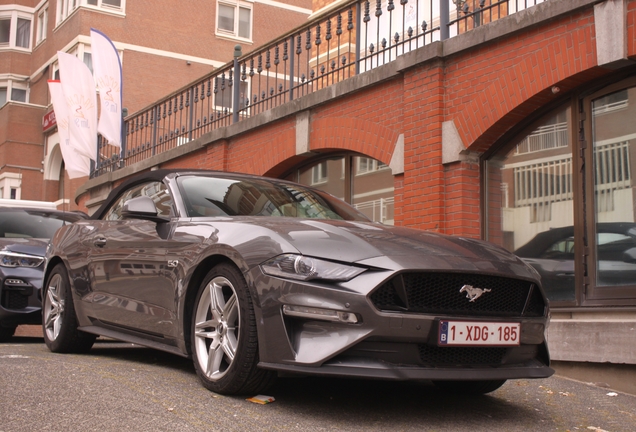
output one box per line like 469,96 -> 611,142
43,256 -> 65,290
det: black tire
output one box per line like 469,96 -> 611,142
0,325 -> 17,342
42,263 -> 96,353
432,379 -> 507,395
191,263 -> 276,395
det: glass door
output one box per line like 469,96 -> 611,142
587,82 -> 636,300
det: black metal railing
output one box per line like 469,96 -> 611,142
92,0 -> 547,177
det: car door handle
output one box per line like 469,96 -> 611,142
93,237 -> 107,247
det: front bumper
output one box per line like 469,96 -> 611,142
249,266 -> 553,381
0,269 -> 43,325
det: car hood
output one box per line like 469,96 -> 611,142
0,238 -> 49,257
236,218 -> 538,280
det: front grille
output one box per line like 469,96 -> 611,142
418,345 -> 507,366
1,290 -> 29,310
370,272 -> 545,317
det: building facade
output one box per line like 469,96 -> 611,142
0,0 -> 311,209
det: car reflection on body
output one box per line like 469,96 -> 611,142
42,169 -> 553,395
0,206 -> 87,341
514,223 -> 636,302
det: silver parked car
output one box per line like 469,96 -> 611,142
43,169 -> 553,395
0,206 -> 86,341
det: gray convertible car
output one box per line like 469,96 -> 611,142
43,169 -> 553,395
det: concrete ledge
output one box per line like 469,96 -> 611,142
547,318 -> 636,364
552,360 -> 636,396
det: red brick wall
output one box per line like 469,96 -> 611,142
629,0 -> 636,55
0,104 -> 46,201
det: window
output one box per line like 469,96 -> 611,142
0,19 -> 8,44
51,45 -> 93,82
84,52 -> 93,74
87,0 -> 122,7
36,6 -> 48,44
0,11 -> 33,50
311,162 -> 328,185
515,109 -> 568,155
590,85 -> 636,293
57,0 -> 124,26
592,89 -> 628,115
486,104 -> 575,302
11,88 -> 26,102
486,77 -> 636,305
15,18 -> 30,48
0,81 -> 28,106
217,1 -> 252,40
356,157 -> 388,175
288,155 -> 395,225
0,173 -> 21,200
103,182 -> 172,221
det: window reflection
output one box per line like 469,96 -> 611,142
352,156 -> 394,225
487,105 -> 575,302
103,181 -> 172,220
177,175 -> 365,221
290,155 -> 395,225
297,157 -> 345,198
592,86 -> 636,287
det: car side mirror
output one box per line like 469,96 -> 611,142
121,196 -> 169,223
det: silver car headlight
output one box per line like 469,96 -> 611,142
261,254 -> 366,281
0,251 -> 45,268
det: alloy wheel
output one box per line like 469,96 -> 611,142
43,273 -> 64,341
193,276 -> 240,380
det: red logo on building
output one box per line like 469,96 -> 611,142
42,110 -> 57,132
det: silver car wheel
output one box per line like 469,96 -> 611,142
43,273 -> 64,342
194,276 -> 240,381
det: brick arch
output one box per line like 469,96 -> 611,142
309,116 -> 399,165
227,119 -> 297,176
262,115 -> 400,177
453,31 -> 599,153
43,142 -> 64,181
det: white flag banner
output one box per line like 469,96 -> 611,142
48,80 -> 91,178
91,28 -> 122,148
57,51 -> 98,162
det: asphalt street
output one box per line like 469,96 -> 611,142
1,329 -> 635,432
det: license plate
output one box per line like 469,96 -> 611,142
438,320 -> 520,346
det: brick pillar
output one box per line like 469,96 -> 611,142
401,62 -> 445,232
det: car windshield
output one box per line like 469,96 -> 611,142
177,175 -> 370,221
0,210 -> 78,239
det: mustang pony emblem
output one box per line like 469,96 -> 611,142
460,284 -> 491,302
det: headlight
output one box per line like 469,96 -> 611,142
0,251 -> 45,268
261,254 -> 366,281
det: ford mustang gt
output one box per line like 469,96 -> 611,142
43,169 -> 553,395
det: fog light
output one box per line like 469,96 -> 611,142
5,279 -> 27,285
282,305 -> 359,323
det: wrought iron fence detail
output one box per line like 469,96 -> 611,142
92,0 -> 546,178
